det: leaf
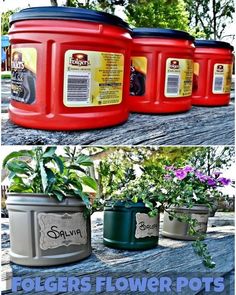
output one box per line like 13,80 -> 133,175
53,156 -> 64,174
42,147 -> 57,158
39,161 -> 48,192
3,150 -> 33,167
144,200 -> 154,210
52,190 -> 65,202
69,165 -> 86,174
11,175 -> 24,185
68,179 -> 83,191
76,154 -> 93,166
131,196 -> 138,203
6,161 -> 32,175
80,176 -> 97,191
74,190 -> 91,209
9,183 -> 33,193
45,167 -> 56,189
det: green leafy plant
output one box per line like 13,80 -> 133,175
162,164 -> 232,268
98,149 -> 169,215
163,165 -> 232,207
3,147 -> 97,213
97,149 -> 233,269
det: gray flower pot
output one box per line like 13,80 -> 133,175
6,193 -> 91,266
162,205 -> 209,241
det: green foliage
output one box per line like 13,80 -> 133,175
162,165 -> 232,207
189,147 -> 235,176
3,147 -> 97,213
193,240 -> 216,269
1,10 -> 17,35
166,210 -> 216,268
64,0 -> 130,13
96,146 -> 233,269
185,0 -> 235,39
125,0 -> 189,30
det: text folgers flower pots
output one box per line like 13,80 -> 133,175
128,28 -> 195,113
162,205 -> 209,241
6,193 -> 91,266
103,201 -> 159,250
8,7 -> 131,130
192,40 -> 234,106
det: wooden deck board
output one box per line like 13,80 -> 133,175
1,79 -> 235,145
1,212 -> 234,295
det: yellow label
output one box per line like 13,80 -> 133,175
165,58 -> 193,97
194,62 -> 200,76
212,63 -> 232,94
63,50 -> 124,107
11,47 -> 37,104
130,56 -> 147,96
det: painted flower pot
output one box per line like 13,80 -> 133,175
103,201 -> 159,250
6,193 -> 91,266
162,205 -> 209,241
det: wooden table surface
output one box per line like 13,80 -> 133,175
2,212 -> 234,295
1,79 -> 235,145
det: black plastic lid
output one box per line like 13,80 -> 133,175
195,39 -> 234,51
10,6 -> 130,31
132,28 -> 194,42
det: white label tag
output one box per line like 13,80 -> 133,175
38,212 -> 87,250
135,213 -> 159,239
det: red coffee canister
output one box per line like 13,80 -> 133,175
129,28 -> 195,113
192,40 -> 234,106
9,7 -> 131,130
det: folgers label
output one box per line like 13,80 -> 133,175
192,39 -> 234,106
8,7 -> 131,130
11,48 -> 37,104
129,28 -> 195,114
64,50 -> 124,107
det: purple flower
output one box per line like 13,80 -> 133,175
207,178 -> 217,187
183,165 -> 194,173
195,171 -> 208,182
218,177 -> 231,186
165,166 -> 174,171
174,169 -> 187,180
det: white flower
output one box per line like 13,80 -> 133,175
161,188 -> 168,194
176,196 -> 182,201
193,192 -> 199,201
155,202 -> 162,208
150,187 -> 155,193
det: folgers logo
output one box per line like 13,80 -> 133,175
69,53 -> 91,66
216,65 -> 224,72
11,51 -> 25,70
170,60 -> 180,69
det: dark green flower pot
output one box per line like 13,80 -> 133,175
103,201 -> 159,250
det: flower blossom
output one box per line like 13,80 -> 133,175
183,165 -> 194,173
165,166 -> 174,171
174,169 -> 187,180
207,178 -> 217,187
218,177 -> 231,186
195,171 -> 208,182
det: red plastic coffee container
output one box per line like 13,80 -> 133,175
192,40 -> 234,106
8,7 -> 131,130
129,28 -> 195,113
